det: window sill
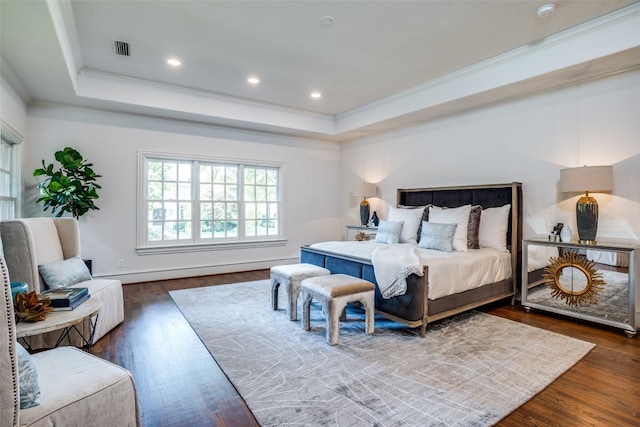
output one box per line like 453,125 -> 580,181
136,238 -> 288,255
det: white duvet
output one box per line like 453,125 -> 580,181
309,241 -> 512,300
527,245 -> 559,271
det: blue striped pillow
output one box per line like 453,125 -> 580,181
418,221 -> 458,252
375,220 -> 404,244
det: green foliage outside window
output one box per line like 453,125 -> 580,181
144,157 -> 280,244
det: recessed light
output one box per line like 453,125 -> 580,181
320,16 -> 334,25
310,92 -> 322,98
247,77 -> 260,84
167,58 -> 181,66
536,4 -> 555,18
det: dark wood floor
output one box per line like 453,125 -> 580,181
93,270 -> 640,427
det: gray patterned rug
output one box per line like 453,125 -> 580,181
170,280 -> 595,426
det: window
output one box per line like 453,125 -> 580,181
138,152 -> 283,252
0,123 -> 22,221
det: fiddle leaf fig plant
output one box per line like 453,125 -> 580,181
33,147 -> 102,219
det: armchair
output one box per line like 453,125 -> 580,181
0,218 -> 124,349
1,254 -> 140,427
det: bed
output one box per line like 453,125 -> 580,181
300,182 -> 523,337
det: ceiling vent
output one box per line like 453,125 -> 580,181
113,40 -> 131,56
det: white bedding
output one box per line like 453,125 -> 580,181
526,246 -> 628,271
308,241 -> 512,300
587,250 -> 629,267
372,245 -> 424,299
527,245 -> 559,271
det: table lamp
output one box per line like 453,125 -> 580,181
559,165 -> 613,244
353,183 -> 376,226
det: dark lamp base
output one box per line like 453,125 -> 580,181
576,194 -> 598,243
359,200 -> 370,227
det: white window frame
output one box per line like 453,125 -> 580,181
136,150 -> 286,254
0,120 -> 23,221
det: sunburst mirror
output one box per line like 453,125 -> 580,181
542,251 -> 605,307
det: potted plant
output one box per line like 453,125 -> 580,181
33,147 -> 102,219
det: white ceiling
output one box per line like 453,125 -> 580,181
1,0 -> 639,141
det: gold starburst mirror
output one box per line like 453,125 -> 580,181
543,252 -> 605,307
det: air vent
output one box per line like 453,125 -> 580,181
113,40 -> 131,56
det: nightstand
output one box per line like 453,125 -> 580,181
344,225 -> 377,241
522,237 -> 639,337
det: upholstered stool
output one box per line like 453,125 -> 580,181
271,263 -> 330,321
301,274 -> 375,345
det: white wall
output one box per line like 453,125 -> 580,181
6,70 -> 640,285
0,75 -> 28,253
23,105 -> 341,282
341,70 -> 640,242
1,75 -> 27,137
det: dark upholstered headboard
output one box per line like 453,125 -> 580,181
396,182 -> 523,285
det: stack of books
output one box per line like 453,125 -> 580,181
40,287 -> 90,311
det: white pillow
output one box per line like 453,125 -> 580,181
388,206 -> 426,244
479,204 -> 511,251
374,220 -> 404,244
428,205 -> 472,251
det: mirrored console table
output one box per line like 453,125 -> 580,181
522,237 -> 639,338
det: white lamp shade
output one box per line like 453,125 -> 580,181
559,165 -> 613,193
353,183 -> 376,198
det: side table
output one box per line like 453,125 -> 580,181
522,237 -> 639,337
16,298 -> 102,353
344,225 -> 377,241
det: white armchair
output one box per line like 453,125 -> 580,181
1,254 -> 141,427
0,218 -> 124,349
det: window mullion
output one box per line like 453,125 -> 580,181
193,160 -> 200,243
238,164 -> 245,240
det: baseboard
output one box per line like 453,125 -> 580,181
94,257 -> 298,284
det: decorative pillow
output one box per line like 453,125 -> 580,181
419,204 -> 430,223
374,220 -> 404,244
38,256 -> 92,289
418,222 -> 458,252
479,204 -> 511,251
400,204 -> 432,243
388,206 -> 427,244
467,205 -> 482,250
17,342 -> 40,409
428,205 -> 472,251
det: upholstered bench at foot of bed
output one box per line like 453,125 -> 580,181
301,274 -> 375,345
270,263 -> 330,321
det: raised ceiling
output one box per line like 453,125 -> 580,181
1,0 -> 639,141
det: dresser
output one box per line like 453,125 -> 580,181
522,237 -> 639,337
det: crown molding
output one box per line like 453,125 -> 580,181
46,0 -> 80,90
75,69 -> 337,135
41,1 -> 640,141
0,58 -> 30,105
335,2 -> 640,134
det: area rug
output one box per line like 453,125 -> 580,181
170,280 -> 595,426
527,269 -> 630,323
